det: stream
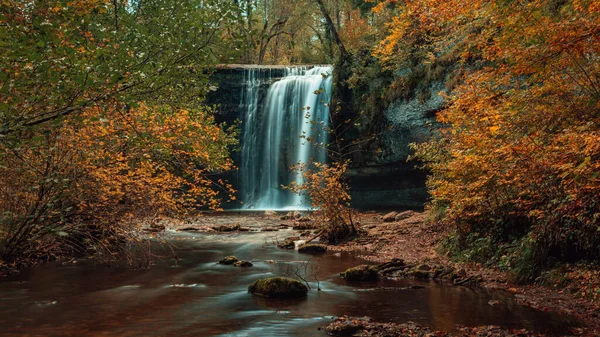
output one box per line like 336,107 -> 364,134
0,218 -> 577,336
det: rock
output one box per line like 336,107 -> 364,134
296,217 -> 311,222
488,300 -> 502,307
248,277 -> 308,298
264,210 -> 277,217
277,236 -> 300,249
297,243 -> 327,254
382,211 -> 398,222
280,211 -> 302,220
233,260 -> 253,267
213,223 -> 240,232
264,260 -> 276,264
261,227 -> 279,232
413,270 -> 430,279
238,226 -> 251,232
324,316 -> 369,336
417,264 -> 431,271
178,226 -> 199,231
342,265 -> 379,281
218,256 -> 239,265
299,230 -> 311,237
394,210 -> 416,221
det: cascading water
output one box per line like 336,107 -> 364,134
239,66 -> 333,210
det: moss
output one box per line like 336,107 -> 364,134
342,265 -> 379,281
297,243 -> 327,254
218,256 -> 239,265
248,277 -> 308,298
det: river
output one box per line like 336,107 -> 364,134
0,215 -> 577,336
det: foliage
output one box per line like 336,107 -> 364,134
399,0 -> 600,281
0,0 -> 242,266
287,161 -> 357,243
0,0 -> 244,136
0,104 -> 237,265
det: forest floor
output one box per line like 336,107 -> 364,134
326,210 -> 600,337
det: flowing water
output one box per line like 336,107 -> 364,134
0,216 -> 577,337
239,66 -> 332,210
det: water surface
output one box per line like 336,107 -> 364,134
0,229 -> 577,336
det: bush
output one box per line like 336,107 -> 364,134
287,161 -> 357,243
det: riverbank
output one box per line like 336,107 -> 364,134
327,210 -> 600,336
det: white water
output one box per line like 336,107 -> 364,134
240,66 -> 333,210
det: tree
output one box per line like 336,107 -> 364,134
386,0 -> 600,281
0,0 -> 244,266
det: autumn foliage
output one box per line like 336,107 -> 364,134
0,0 -> 240,266
288,161 -> 357,243
371,0 -> 600,280
0,104 -> 236,264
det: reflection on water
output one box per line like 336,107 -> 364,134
0,230 -> 577,336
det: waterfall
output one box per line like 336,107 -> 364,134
239,66 -> 333,210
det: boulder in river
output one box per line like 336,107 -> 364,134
233,260 -> 253,267
277,236 -> 300,249
342,265 -> 379,281
218,256 -> 239,265
264,210 -> 277,217
280,211 -> 302,220
248,277 -> 308,298
297,243 -> 327,254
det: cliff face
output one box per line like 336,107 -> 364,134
207,65 -> 434,210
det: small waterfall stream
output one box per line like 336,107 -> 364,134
240,66 -> 333,210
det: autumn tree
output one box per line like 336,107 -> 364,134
0,0 -> 244,266
374,0 -> 600,281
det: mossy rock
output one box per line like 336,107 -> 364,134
342,265 -> 379,281
218,256 -> 239,265
277,236 -> 300,249
297,243 -> 327,254
248,277 -> 308,298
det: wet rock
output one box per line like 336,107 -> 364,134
299,230 -> 311,237
248,277 -> 308,298
297,243 -> 327,254
261,227 -> 279,232
233,260 -> 253,267
264,210 -> 277,217
382,211 -> 398,222
394,210 -> 416,221
178,226 -> 200,232
212,223 -> 240,232
277,236 -> 300,249
342,265 -> 379,281
323,316 -> 370,336
218,256 -> 239,265
264,260 -> 276,264
280,211 -> 302,220
238,226 -> 251,232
